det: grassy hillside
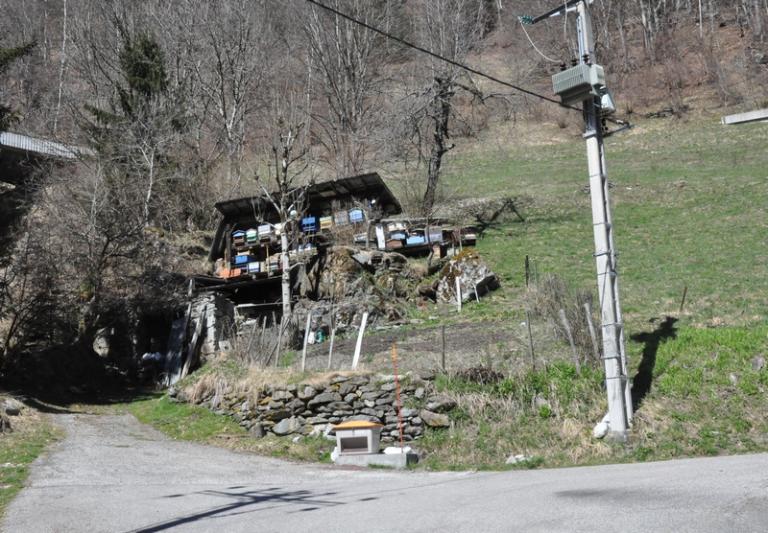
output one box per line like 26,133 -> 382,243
417,324 -> 768,470
442,115 -> 768,329
145,113 -> 768,471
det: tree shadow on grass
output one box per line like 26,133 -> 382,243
630,316 -> 678,410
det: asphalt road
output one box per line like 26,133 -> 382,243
3,413 -> 767,533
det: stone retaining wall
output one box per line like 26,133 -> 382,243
173,372 -> 457,442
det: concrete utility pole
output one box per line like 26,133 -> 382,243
576,1 -> 632,439
529,0 -> 632,440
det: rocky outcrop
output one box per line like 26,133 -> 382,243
177,372 -> 456,441
436,250 -> 500,304
291,247 -> 417,336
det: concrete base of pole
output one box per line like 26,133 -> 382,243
606,430 -> 629,444
333,452 -> 419,469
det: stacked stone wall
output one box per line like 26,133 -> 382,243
174,372 -> 456,442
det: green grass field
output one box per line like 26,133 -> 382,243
416,324 -> 768,470
126,396 -> 335,463
441,116 -> 768,329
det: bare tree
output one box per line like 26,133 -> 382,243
254,87 -> 315,320
303,0 -> 399,177
391,0 -> 493,216
179,0 -> 275,188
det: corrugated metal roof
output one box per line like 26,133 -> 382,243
214,172 -> 402,219
208,172 -> 403,261
0,131 -> 90,159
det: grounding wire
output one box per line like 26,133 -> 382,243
306,0 -> 631,127
518,17 -> 561,63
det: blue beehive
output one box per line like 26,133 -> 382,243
233,255 -> 254,266
428,229 -> 443,243
349,209 -> 364,223
301,216 -> 317,232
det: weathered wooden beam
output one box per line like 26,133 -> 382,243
721,109 -> 768,125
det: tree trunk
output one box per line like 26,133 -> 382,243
280,229 -> 291,319
422,77 -> 454,217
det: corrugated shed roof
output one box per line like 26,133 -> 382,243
214,172 -> 402,220
0,131 -> 91,159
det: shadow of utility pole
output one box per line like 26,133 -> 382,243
630,316 -> 678,410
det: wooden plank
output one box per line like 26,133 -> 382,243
180,307 -> 206,381
721,108 -> 768,125
164,303 -> 192,386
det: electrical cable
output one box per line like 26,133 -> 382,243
307,0 -> 565,107
518,17 -> 560,64
564,0 -> 574,58
306,0 -> 630,127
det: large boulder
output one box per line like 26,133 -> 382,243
419,410 -> 450,428
297,386 -> 318,400
426,396 -> 457,413
436,250 -> 500,304
272,417 -> 303,436
307,391 -> 342,407
0,413 -> 11,433
3,398 -> 23,416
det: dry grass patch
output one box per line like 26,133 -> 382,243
0,400 -> 61,518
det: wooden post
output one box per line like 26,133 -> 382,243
243,318 -> 257,362
391,344 -> 405,448
441,325 -> 447,372
257,316 -> 267,362
455,277 -> 462,313
301,310 -> 312,372
679,285 -> 688,314
583,302 -> 600,364
351,311 -> 369,369
525,255 -> 530,287
525,309 -> 536,370
180,307 -> 206,380
559,309 -> 581,374
327,326 -> 336,370
274,316 -> 286,368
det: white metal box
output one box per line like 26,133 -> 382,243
552,63 -> 605,106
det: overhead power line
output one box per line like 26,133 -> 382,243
306,0 -> 565,107
305,0 -> 630,128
